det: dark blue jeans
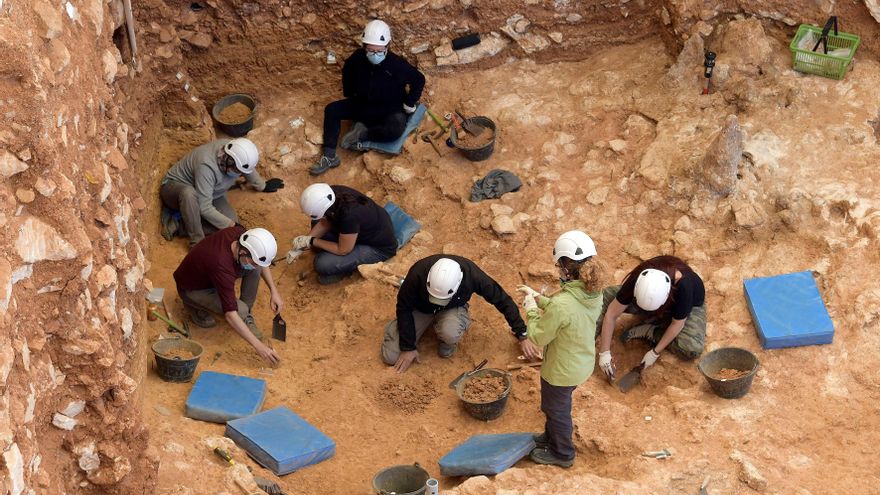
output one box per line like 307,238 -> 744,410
540,378 -> 577,460
314,245 -> 392,276
323,98 -> 407,149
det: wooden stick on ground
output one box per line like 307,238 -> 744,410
507,362 -> 542,370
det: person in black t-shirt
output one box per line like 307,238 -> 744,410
596,255 -> 707,381
289,183 -> 398,285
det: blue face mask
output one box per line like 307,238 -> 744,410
366,51 -> 386,65
241,263 -> 255,271
226,169 -> 240,178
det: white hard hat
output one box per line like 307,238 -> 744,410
362,19 -> 391,46
300,183 -> 336,220
239,228 -> 277,268
552,230 -> 597,263
224,138 -> 259,174
633,268 -> 671,311
426,258 -> 463,305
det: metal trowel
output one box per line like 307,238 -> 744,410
448,359 -> 488,389
617,363 -> 645,393
272,314 -> 286,342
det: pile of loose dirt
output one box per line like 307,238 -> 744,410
377,378 -> 438,413
218,102 -> 252,124
715,368 -> 750,380
455,126 -> 493,149
162,348 -> 196,360
461,376 -> 507,402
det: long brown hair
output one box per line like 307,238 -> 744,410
559,257 -> 606,293
621,255 -> 692,313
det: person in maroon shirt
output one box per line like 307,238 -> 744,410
173,226 -> 282,365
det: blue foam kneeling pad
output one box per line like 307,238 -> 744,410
439,433 -> 535,477
743,270 -> 835,349
383,201 -> 421,249
185,371 -> 266,423
226,406 -> 335,475
358,104 -> 426,155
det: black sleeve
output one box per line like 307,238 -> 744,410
615,275 -> 637,305
671,277 -> 696,320
342,53 -> 358,98
336,209 -> 360,235
395,267 -> 422,352
402,60 -> 425,107
470,264 -> 527,337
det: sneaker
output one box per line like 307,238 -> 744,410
340,122 -> 368,150
438,342 -> 457,358
530,447 -> 574,468
309,155 -> 341,176
243,314 -> 263,340
533,432 -> 549,448
188,308 -> 216,328
620,323 -> 656,344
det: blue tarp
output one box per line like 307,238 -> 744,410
356,104 -> 426,155
184,371 -> 266,423
383,202 -> 421,249
439,433 -> 535,477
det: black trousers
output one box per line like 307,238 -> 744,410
540,377 -> 577,460
322,98 -> 407,149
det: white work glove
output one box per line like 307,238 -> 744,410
598,351 -> 615,381
292,235 -> 313,251
641,348 -> 660,369
522,293 -> 537,312
403,103 -> 417,114
285,248 -> 303,265
516,285 -> 541,299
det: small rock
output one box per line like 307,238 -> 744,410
0,150 -> 29,178
158,28 -> 173,43
491,215 -> 516,235
61,400 -> 86,418
301,13 -> 316,24
107,147 -> 127,170
700,115 -> 742,196
304,123 -> 322,145
35,178 -> 57,198
15,216 -> 77,263
34,0 -> 63,39
549,32 -> 563,43
75,442 -> 100,472
156,45 -> 174,59
102,49 -> 118,84
48,39 -> 71,73
586,186 -> 609,206
514,18 -> 531,34
389,166 -> 414,184
609,139 -> 627,153
409,42 -> 430,54
131,197 -> 146,210
188,32 -> 212,48
566,13 -> 582,23
490,204 -> 514,216
434,44 -> 454,59
278,145 -> 291,156
731,450 -> 768,492
3,443 -> 24,494
674,215 -> 692,232
52,413 -> 77,430
15,189 -> 35,204
362,152 -> 383,174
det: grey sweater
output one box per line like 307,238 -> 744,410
163,139 -> 265,229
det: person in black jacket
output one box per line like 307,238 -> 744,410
381,255 -> 541,373
310,19 -> 426,176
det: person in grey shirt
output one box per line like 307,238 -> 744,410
160,137 -> 285,246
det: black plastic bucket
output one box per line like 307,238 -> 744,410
698,347 -> 759,399
211,93 -> 256,137
455,368 -> 512,421
371,463 -> 429,495
151,338 -> 203,383
450,116 -> 496,162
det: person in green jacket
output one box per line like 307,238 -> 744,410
518,230 -> 604,468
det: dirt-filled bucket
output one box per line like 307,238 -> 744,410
151,338 -> 203,383
698,347 -> 759,399
450,116 -> 496,161
212,93 -> 256,137
455,368 -> 512,421
371,463 -> 429,495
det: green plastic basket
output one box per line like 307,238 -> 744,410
789,24 -> 860,80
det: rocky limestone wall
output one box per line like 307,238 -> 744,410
0,0 -> 166,493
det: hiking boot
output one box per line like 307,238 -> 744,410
340,122 -> 368,150
620,323 -> 656,344
530,447 -> 574,468
533,432 -> 549,448
243,314 -> 263,340
438,343 -> 457,358
189,308 -> 216,328
309,155 -> 341,176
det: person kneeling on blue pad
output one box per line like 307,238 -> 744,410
596,255 -> 707,382
382,255 -> 538,374
287,183 -> 398,285
310,19 -> 425,176
174,226 -> 282,365
519,231 -> 604,468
